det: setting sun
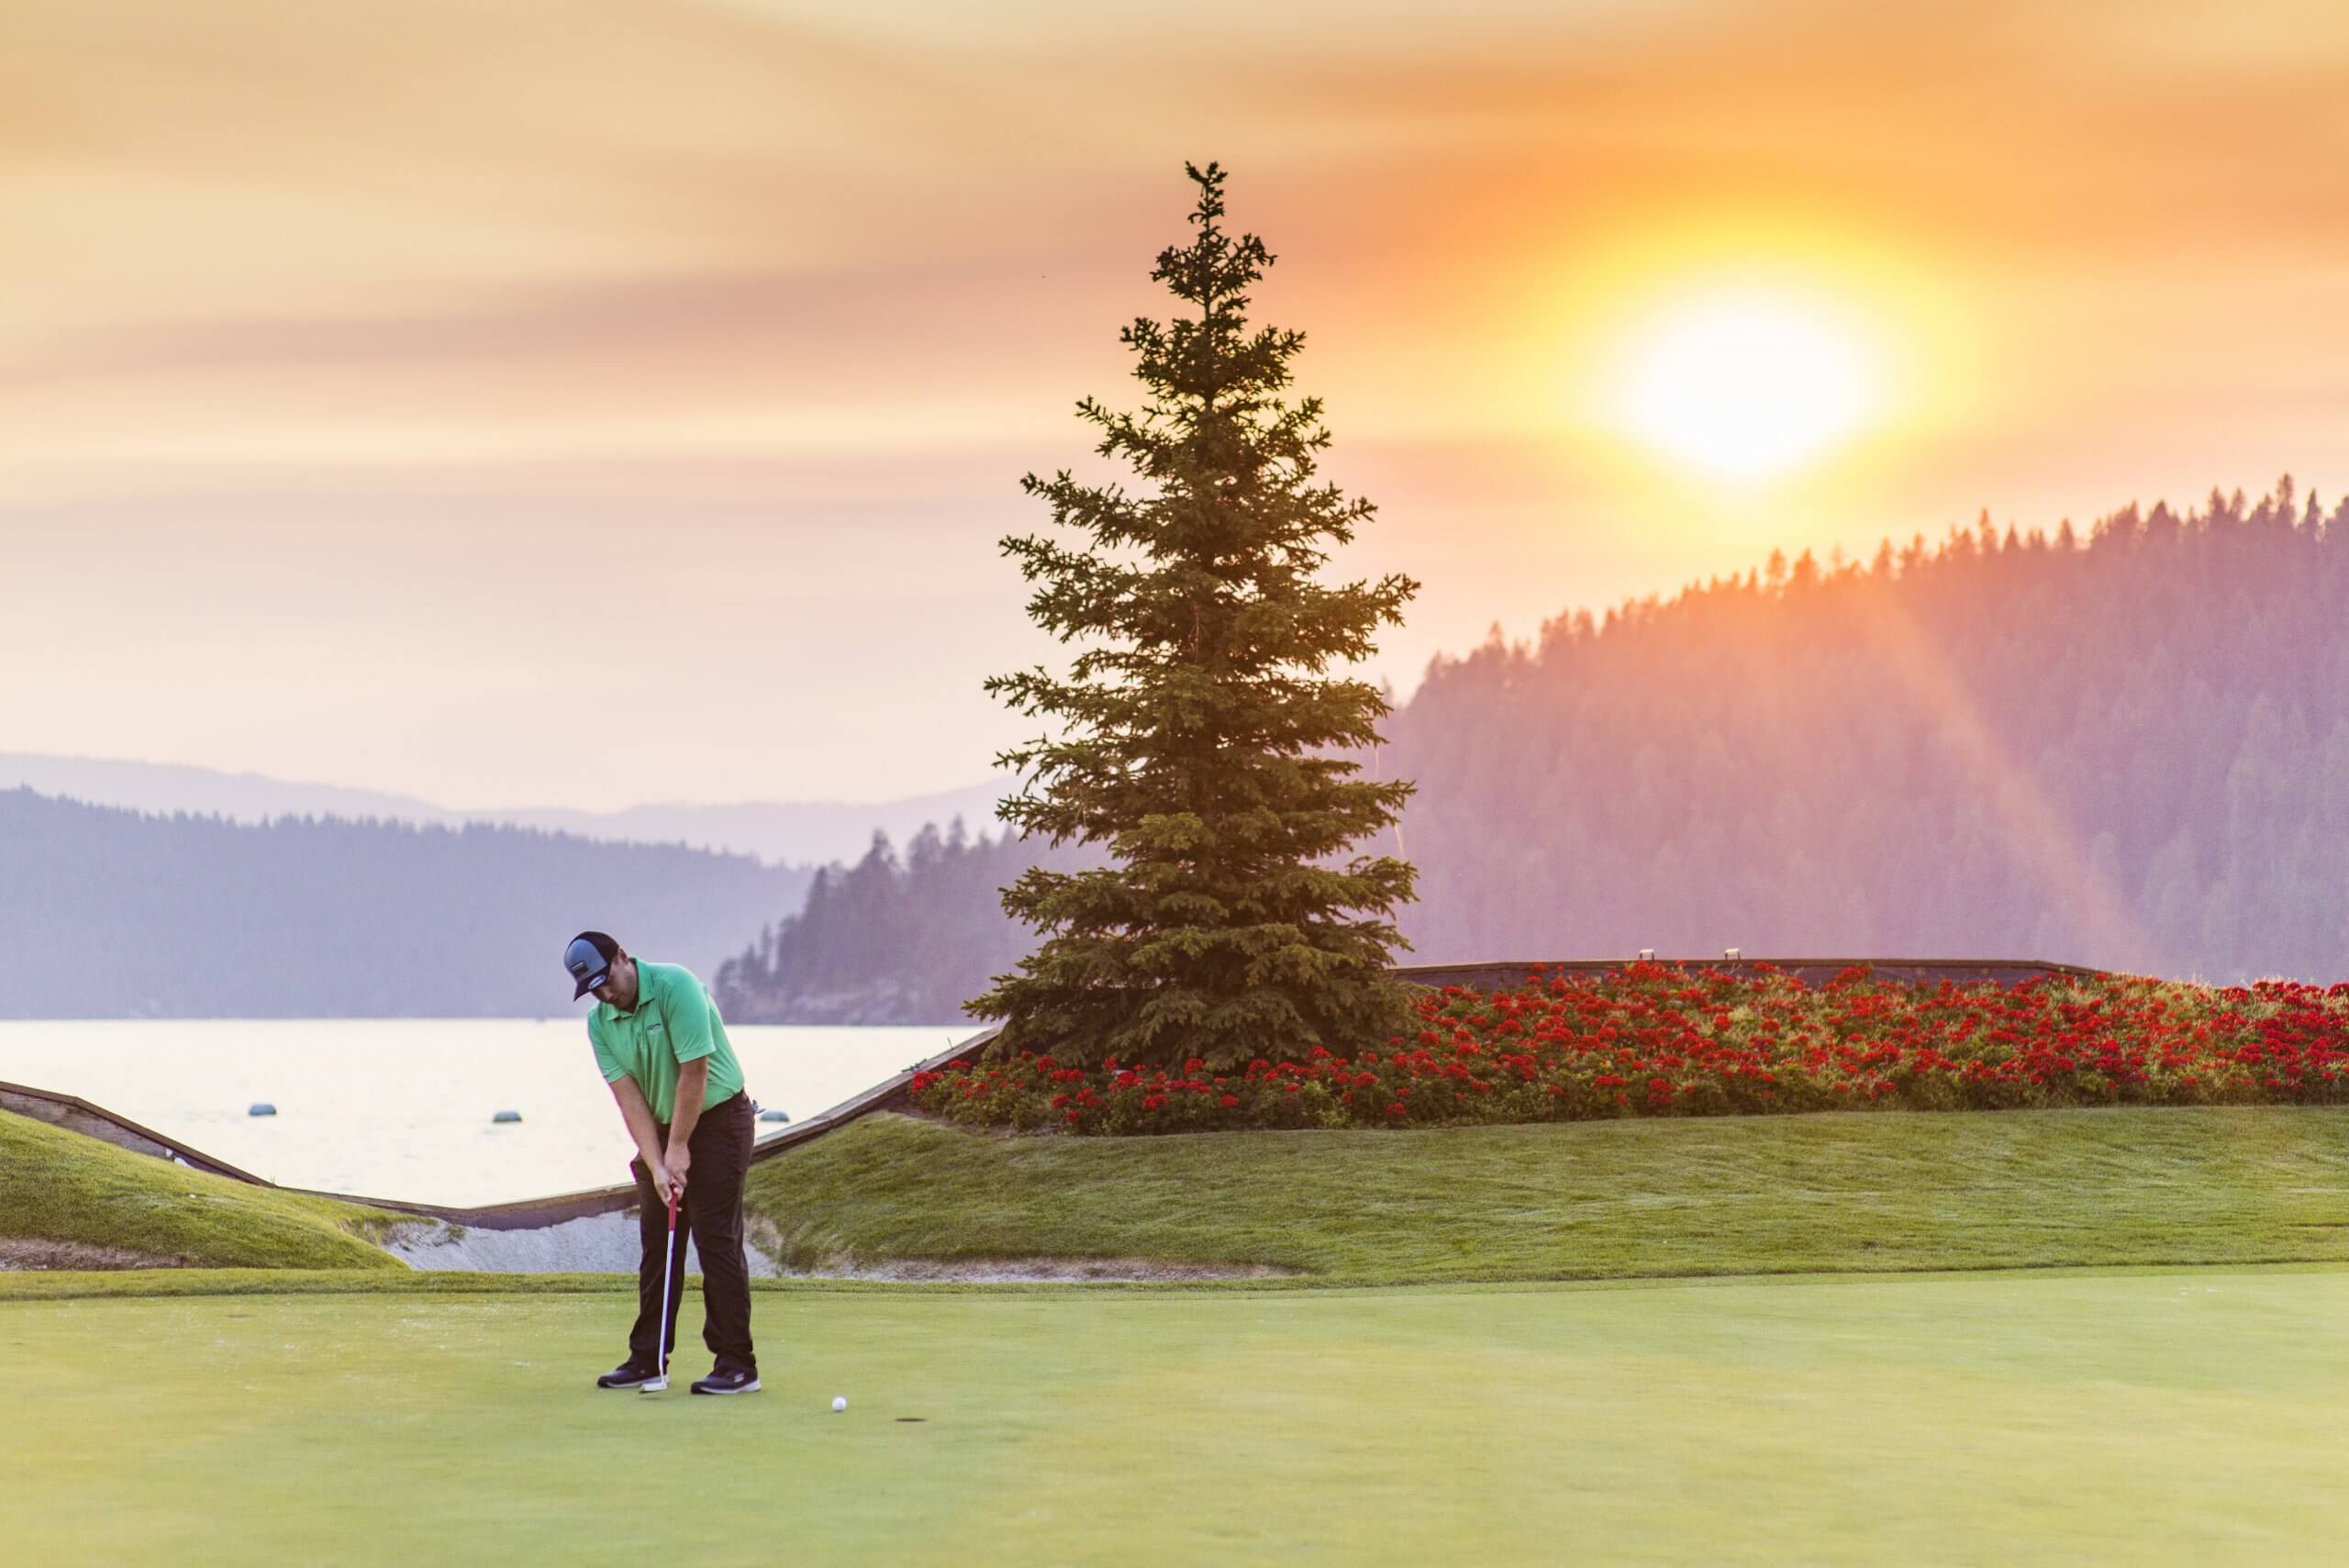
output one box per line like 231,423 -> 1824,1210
1612,285 -> 1882,484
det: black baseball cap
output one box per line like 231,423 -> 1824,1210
564,930 -> 620,1000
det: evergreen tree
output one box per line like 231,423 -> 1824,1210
968,161 -> 1420,1068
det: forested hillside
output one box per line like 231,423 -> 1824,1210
714,820 -> 1088,1024
1390,481 -> 2349,981
715,481 -> 2348,1017
0,791 -> 810,1017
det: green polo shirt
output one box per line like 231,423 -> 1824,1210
587,960 -> 744,1125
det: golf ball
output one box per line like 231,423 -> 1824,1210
832,1396 -> 848,1413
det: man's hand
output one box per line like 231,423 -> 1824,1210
609,1077 -> 671,1201
663,1141 -> 692,1195
642,1157 -> 680,1207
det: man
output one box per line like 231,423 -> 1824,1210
562,929 -> 760,1396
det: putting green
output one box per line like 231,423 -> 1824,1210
6,1271 -> 2346,1565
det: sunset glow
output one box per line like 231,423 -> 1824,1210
1612,285 -> 1882,484
1,1 -> 2343,806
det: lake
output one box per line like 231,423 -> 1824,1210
0,1019 -> 984,1207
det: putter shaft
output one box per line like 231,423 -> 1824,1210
641,1185 -> 680,1394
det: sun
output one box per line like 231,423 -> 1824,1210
1611,284 -> 1881,484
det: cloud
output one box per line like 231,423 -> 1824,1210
2,0 -> 2343,804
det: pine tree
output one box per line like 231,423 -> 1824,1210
968,161 -> 1420,1069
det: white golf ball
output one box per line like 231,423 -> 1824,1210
831,1396 -> 848,1413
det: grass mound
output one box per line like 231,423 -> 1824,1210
751,1106 -> 2349,1284
0,1109 -> 408,1272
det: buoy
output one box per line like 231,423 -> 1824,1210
759,1108 -> 790,1124
248,1103 -> 277,1117
492,1110 -> 522,1124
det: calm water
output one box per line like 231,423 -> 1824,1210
0,1020 -> 984,1207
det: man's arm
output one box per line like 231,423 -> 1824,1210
657,973 -> 720,1187
608,1075 -> 675,1202
664,1058 -> 709,1188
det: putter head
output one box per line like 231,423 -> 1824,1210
640,1373 -> 669,1394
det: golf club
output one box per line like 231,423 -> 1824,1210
641,1184 -> 679,1394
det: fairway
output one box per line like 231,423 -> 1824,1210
9,1271 -> 2349,1566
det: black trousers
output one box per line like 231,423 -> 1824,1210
629,1089 -> 756,1372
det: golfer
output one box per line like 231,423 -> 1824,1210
563,930 -> 761,1395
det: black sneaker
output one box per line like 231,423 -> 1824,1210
596,1361 -> 661,1390
690,1365 -> 761,1396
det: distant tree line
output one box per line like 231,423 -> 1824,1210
718,479 -> 2349,1018
0,790 -> 810,1017
712,819 -> 1090,1024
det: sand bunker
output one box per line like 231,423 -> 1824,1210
384,1212 -> 794,1277
382,1214 -> 1289,1282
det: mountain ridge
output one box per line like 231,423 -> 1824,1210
0,788 -> 815,1018
0,752 -> 1008,867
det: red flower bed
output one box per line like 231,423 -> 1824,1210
910,962 -> 2349,1136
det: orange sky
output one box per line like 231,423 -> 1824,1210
5,0 -> 2345,807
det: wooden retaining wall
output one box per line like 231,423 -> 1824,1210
1394,958 -> 2107,991
0,1080 -> 272,1185
1,1032 -> 1000,1232
6,957 -> 2114,1229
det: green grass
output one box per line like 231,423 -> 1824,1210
21,1103 -> 2349,1561
7,1271 -> 2349,1565
0,1268 -> 643,1302
25,1098 -> 2349,1288
0,1108 -> 407,1271
751,1106 -> 2349,1282
0,1270 -> 1194,1304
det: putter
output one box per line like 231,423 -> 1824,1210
641,1184 -> 679,1394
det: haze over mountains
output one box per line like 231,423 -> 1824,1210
0,762 -> 1007,1017
724,484 -> 2349,1020
0,753 -> 1007,869
1389,484 -> 2349,984
0,789 -> 818,1018
13,484 -> 2344,1019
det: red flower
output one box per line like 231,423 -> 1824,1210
916,969 -> 2349,1134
